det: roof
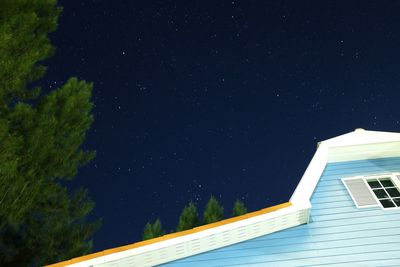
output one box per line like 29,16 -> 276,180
47,128 -> 400,267
290,128 -> 400,205
161,157 -> 400,266
47,202 -> 309,267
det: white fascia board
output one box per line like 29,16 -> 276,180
290,142 -> 328,205
327,141 -> 400,163
322,129 -> 400,147
67,203 -> 310,267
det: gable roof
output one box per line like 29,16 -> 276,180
290,128 -> 400,205
47,129 -> 400,267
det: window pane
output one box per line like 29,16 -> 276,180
393,198 -> 400,207
386,188 -> 400,198
373,189 -> 389,199
380,199 -> 396,208
380,179 -> 394,187
368,180 -> 381,188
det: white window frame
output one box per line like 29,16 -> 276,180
342,173 -> 400,210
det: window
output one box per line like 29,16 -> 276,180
342,173 -> 400,209
366,177 -> 400,208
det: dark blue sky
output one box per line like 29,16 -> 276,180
46,0 -> 400,252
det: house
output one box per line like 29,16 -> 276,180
48,128 -> 400,266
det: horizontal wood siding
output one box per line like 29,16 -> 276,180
161,157 -> 400,266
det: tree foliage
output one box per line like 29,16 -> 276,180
0,0 -> 61,108
203,196 -> 224,224
176,202 -> 199,232
0,182 -> 101,267
232,199 -> 247,217
143,219 -> 165,240
141,198 -> 248,241
0,1 -> 100,265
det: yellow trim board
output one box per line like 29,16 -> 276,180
46,202 -> 291,267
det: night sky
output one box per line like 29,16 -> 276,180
44,0 -> 400,252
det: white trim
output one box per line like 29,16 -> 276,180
327,141 -> 400,163
321,129 -> 400,147
289,142 -> 328,206
391,172 -> 400,189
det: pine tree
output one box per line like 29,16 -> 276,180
143,219 -> 165,240
203,196 -> 224,224
232,199 -> 247,217
152,219 -> 165,237
176,202 -> 199,231
0,1 -> 100,266
143,222 -> 154,240
0,0 -> 61,109
0,182 -> 101,266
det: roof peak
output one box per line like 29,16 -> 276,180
291,129 -> 400,205
321,129 -> 400,147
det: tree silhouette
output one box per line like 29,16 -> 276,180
177,202 -> 199,231
203,196 -> 224,224
232,199 -> 248,217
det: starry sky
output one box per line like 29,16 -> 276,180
44,0 -> 400,252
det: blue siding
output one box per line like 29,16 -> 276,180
161,157 -> 400,266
